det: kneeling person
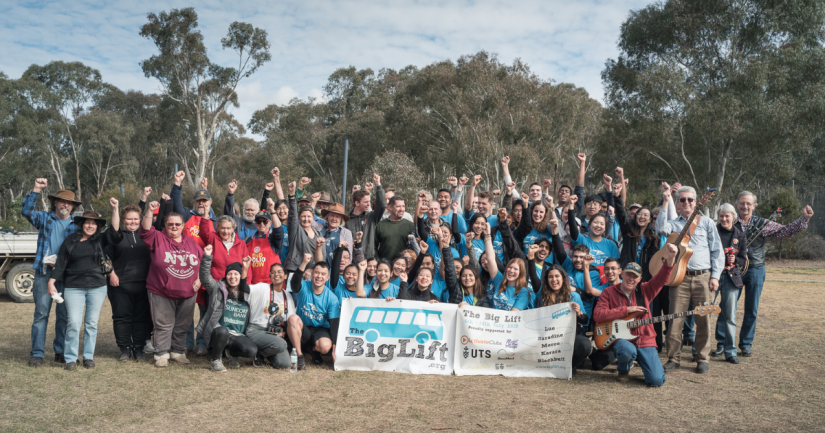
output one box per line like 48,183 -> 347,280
197,246 -> 256,372
288,254 -> 341,370
593,244 -> 677,386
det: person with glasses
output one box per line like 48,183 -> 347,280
140,202 -> 204,368
656,185 -> 724,374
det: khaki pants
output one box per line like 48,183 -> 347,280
666,272 -> 711,363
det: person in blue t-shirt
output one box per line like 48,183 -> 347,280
514,196 -> 556,257
365,260 -> 401,299
568,189 -> 620,285
482,227 -> 529,311
467,213 -> 505,269
288,254 -> 341,371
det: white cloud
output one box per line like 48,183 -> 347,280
0,0 -> 652,135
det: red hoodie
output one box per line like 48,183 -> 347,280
593,263 -> 673,349
197,217 -> 249,304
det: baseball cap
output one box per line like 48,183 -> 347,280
254,211 -> 271,222
629,203 -> 643,210
193,189 -> 211,201
623,262 -> 642,277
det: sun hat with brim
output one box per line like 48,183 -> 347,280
320,203 -> 350,222
73,210 -> 106,226
47,190 -> 82,206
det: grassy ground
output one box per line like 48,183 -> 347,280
1,262 -> 823,432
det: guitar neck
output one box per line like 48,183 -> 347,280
673,211 -> 699,245
628,310 -> 696,328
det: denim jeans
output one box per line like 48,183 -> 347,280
740,266 -> 766,351
30,270 -> 67,358
612,339 -> 666,387
185,303 -> 208,350
714,274 -> 742,358
63,286 -> 108,363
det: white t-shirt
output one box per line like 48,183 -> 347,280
247,282 -> 295,328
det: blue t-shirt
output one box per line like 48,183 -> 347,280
50,217 -> 72,256
486,273 -> 529,311
466,212 -> 499,229
429,273 -> 449,302
295,281 -> 341,329
427,236 -> 464,269
333,284 -> 361,304
367,282 -> 400,299
572,234 -> 620,285
280,228 -> 289,263
560,256 -> 605,325
424,211 -> 469,234
522,228 -> 555,262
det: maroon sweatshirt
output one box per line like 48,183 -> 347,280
140,226 -> 203,300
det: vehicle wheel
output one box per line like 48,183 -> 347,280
6,262 -> 35,303
414,332 -> 430,344
364,329 -> 379,343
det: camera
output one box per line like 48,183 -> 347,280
266,302 -> 286,335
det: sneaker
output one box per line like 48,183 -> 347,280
196,347 -> 208,356
154,353 -> 169,368
144,340 -> 154,354
29,357 -> 44,367
617,373 -> 630,383
83,359 -> 95,369
54,353 -> 65,363
211,359 -> 227,373
118,347 -> 132,362
170,352 -> 190,364
710,347 -> 724,357
297,355 -> 306,370
311,351 -> 324,365
696,361 -> 709,374
253,354 -> 265,368
726,356 -> 739,364
740,348 -> 752,357
65,361 -> 77,371
133,348 -> 146,362
663,361 -> 680,372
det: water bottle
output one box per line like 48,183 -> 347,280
290,348 -> 297,373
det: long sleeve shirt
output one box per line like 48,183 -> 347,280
735,215 -> 809,239
655,210 -> 724,280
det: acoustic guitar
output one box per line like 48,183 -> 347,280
649,188 -> 716,286
593,303 -> 720,350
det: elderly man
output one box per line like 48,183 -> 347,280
224,178 -> 266,240
719,191 -> 813,358
656,185 -> 724,374
22,178 -> 81,366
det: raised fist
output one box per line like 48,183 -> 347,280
287,182 -> 296,194
803,205 -> 814,219
299,177 -> 311,187
141,186 -> 152,199
33,178 -> 48,192
161,193 -> 171,201
373,173 -> 381,186
200,177 -> 208,190
174,171 -> 185,185
501,156 -> 510,166
497,208 -> 507,221
147,201 -> 160,213
204,245 -> 214,256
418,239 -> 429,254
399,271 -> 408,283
267,198 -> 276,212
302,253 -> 313,264
242,256 -> 252,268
228,179 -> 238,194
506,182 -> 516,193
109,197 -> 119,209
447,176 -> 458,187
472,175 -> 482,187
492,189 -> 501,197
352,185 -> 361,194
543,179 -> 552,189
358,260 -> 367,271
602,174 -> 613,188
458,176 -> 469,186
316,237 -> 326,248
577,153 -> 587,163
451,201 -> 460,213
271,167 -> 280,179
355,231 -> 363,244
364,182 -> 374,192
465,232 -> 475,242
265,182 -> 275,191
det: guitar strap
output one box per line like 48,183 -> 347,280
634,285 -> 647,309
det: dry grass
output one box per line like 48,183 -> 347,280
1,263 -> 824,432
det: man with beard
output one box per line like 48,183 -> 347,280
435,186 -> 468,233
170,171 -> 217,249
224,178 -> 269,241
22,178 -> 81,366
345,173 -> 385,259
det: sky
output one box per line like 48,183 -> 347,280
1,0 -> 651,136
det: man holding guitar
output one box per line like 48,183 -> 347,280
656,186 -> 724,374
730,191 -> 814,358
593,243 -> 677,386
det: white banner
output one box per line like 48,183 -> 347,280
334,298 -> 458,375
453,303 -> 576,379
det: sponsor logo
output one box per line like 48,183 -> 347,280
552,307 -> 571,319
460,336 -> 501,346
463,347 -> 491,359
505,339 -> 518,349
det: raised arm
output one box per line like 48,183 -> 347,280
271,167 -> 285,201
526,245 -> 542,293
199,246 -> 220,295
291,253 -> 312,293
225,179 -> 238,218
465,175 -> 482,213
109,197 -> 120,232
483,224 -> 499,281
330,245 -> 345,290
142,201 -> 159,231
170,171 -> 187,216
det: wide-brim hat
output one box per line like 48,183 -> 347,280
73,210 -> 106,226
320,203 -> 350,222
317,192 -> 333,205
47,190 -> 82,206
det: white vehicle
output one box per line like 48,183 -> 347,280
0,231 -> 38,303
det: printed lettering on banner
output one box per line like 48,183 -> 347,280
334,298 -> 457,375
454,303 -> 576,379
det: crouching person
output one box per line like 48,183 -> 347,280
197,245 -> 256,372
245,262 -> 292,369
287,254 -> 340,370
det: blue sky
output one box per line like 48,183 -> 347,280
1,0 -> 651,133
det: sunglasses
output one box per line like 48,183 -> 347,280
679,198 -> 695,203
255,220 -> 269,225
166,222 -> 183,227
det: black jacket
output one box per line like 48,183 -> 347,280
104,226 -> 151,284
614,197 -> 659,283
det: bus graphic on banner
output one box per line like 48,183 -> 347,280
349,306 -> 444,344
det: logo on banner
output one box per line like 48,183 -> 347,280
463,346 -> 491,359
343,306 -> 450,364
505,339 -> 518,349
552,307 -> 571,319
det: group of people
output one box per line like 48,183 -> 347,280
23,153 -> 814,386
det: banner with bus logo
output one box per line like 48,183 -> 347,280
334,298 -> 458,375
453,303 -> 576,379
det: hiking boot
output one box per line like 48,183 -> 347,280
211,359 -> 227,373
154,353 -> 169,368
133,347 -> 146,361
83,359 -> 95,369
54,353 -> 65,363
726,356 -> 739,364
311,351 -> 324,365
663,361 -> 680,372
696,362 -> 709,374
170,352 -> 190,364
740,348 -> 752,357
297,355 -> 306,370
710,347 -> 724,357
64,362 -> 77,371
683,338 -> 695,347
118,346 -> 132,362
253,354 -> 265,368
144,339 -> 154,353
196,347 -> 208,356
29,357 -> 44,367
617,373 -> 630,383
